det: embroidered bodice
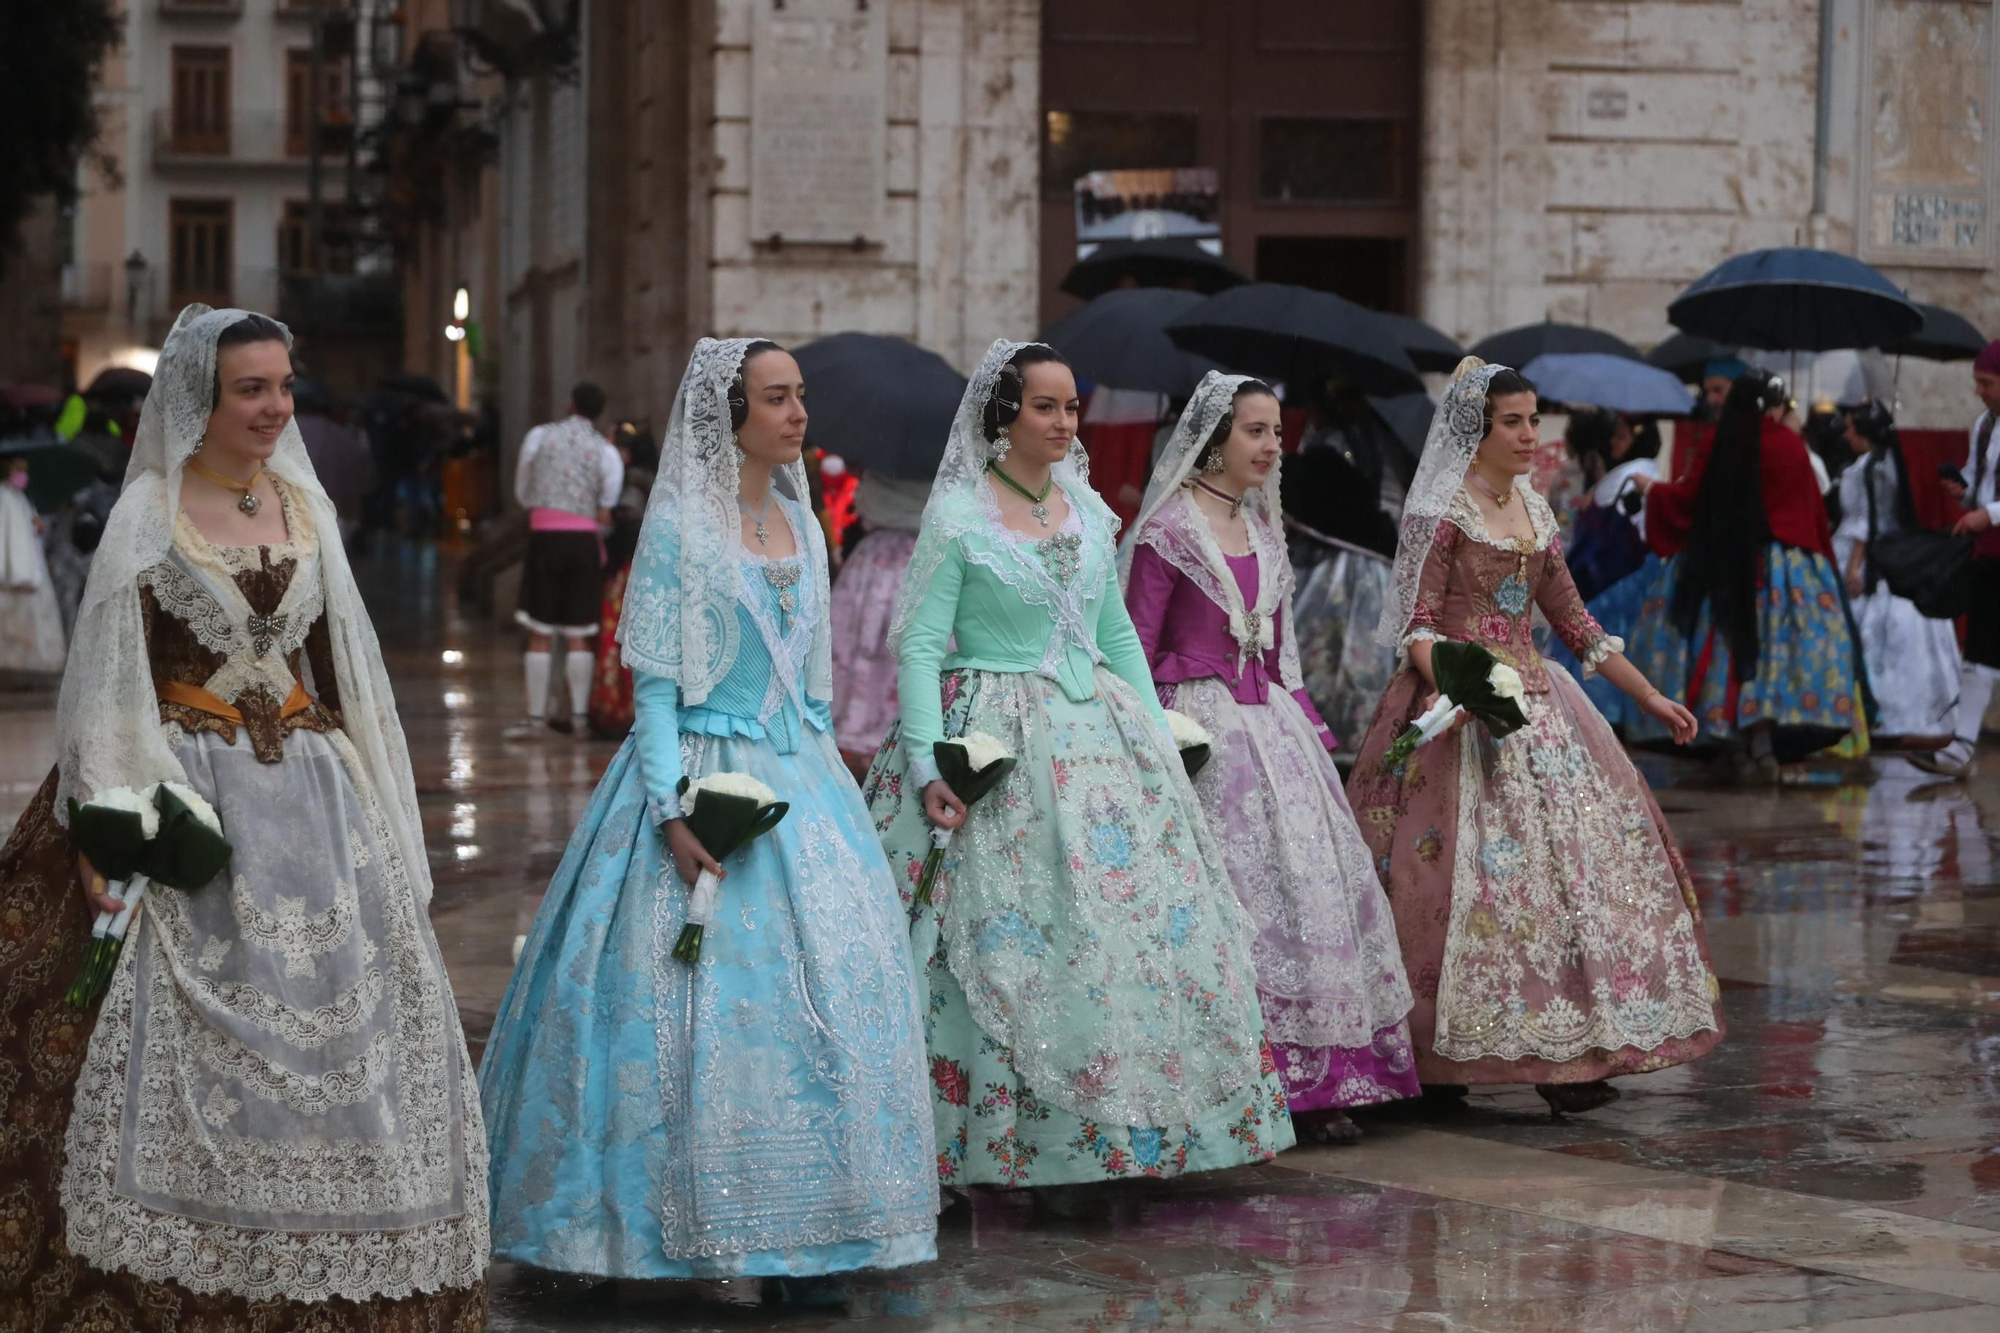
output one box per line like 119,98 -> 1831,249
138,480 -> 341,760
894,480 -> 1164,761
520,415 -> 611,517
1401,486 -> 1618,691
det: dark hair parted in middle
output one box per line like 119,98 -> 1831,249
1192,378 -> 1278,473
1481,368 -> 1537,435
727,339 -> 785,432
982,344 -> 1070,443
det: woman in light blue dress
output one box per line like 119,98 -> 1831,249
479,338 -> 938,1293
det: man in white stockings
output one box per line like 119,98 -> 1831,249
506,382 -> 623,740
1916,342 -> 2000,778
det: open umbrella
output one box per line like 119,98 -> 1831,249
1366,390 -> 1438,459
84,366 -> 153,406
1042,289 -> 1225,399
1667,247 -> 1921,352
1880,302 -> 1985,361
1521,353 -> 1695,417
1059,238 -> 1248,300
1164,283 -> 1422,398
1647,331 -> 1736,384
1382,313 -> 1466,374
791,332 -> 965,481
376,371 -> 450,405
1470,321 -> 1643,367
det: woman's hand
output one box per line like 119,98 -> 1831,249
662,818 -> 723,887
78,852 -> 121,916
1417,690 -> 1467,733
1641,690 -> 1699,745
923,780 -> 967,831
1955,507 -> 1993,536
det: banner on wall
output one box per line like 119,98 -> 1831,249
1073,167 -> 1222,256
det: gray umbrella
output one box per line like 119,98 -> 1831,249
791,333 -> 966,480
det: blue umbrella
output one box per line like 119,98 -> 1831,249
1667,247 -> 1921,352
1522,353 -> 1695,417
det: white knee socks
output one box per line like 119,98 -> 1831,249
523,650 -> 551,720
563,646 -> 591,722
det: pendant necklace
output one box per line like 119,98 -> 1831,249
989,461 -> 1054,527
737,490 -> 774,547
1191,477 -> 1245,519
1467,467 -> 1514,508
187,455 -> 265,515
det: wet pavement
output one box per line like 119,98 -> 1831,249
3,538 -> 1996,1332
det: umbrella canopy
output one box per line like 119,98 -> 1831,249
376,371 -> 450,404
0,427 -> 100,510
1382,313 -> 1466,374
1164,283 -> 1422,398
1366,390 -> 1438,459
790,332 -> 965,481
1470,321 -> 1644,367
1041,288 -> 1225,399
1740,347 -> 1891,408
1880,302 -> 1985,361
1521,353 -> 1695,417
1059,238 -> 1248,300
1667,246 -> 1921,352
84,366 -> 153,405
1647,331 -> 1737,383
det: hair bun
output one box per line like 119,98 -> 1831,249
1450,355 -> 1486,383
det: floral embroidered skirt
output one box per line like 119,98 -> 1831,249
1166,676 -> 1418,1113
479,725 -> 938,1279
1621,544 -> 1865,759
1347,659 -> 1725,1086
0,762 -> 488,1331
863,667 -> 1294,1188
1546,552 -> 1663,731
587,560 -> 635,738
830,528 -> 917,761
1290,548 -> 1399,754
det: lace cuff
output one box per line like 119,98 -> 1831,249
908,753 -> 942,789
1579,634 -> 1624,677
1399,628 -> 1445,652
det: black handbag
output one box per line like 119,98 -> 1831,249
1869,530 -> 1974,619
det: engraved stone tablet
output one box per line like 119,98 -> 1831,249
750,0 -> 887,244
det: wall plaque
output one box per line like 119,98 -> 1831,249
750,0 -> 887,244
1859,0 -> 1996,267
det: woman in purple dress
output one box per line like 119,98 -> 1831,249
1121,372 -> 1418,1143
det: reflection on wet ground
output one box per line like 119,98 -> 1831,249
3,538 -> 1996,1331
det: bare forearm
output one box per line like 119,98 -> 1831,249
1408,638 -> 1437,693
1595,650 -> 1656,702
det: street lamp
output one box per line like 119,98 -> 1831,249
446,286 -> 472,410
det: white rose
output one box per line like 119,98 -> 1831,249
1162,709 -> 1213,750
87,787 -> 160,840
158,781 -> 223,834
681,771 -> 779,818
1487,662 -> 1527,707
953,731 -> 1013,772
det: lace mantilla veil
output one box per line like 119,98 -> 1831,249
1374,356 -> 1523,648
886,337 -> 1113,657
55,304 -> 434,908
620,336 -> 833,722
1117,369 -> 1303,689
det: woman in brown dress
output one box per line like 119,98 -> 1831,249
1347,358 -> 1724,1116
0,305 -> 488,1330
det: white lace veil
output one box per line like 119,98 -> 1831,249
1374,356 -> 1522,647
1117,370 -> 1302,689
54,303 -> 436,907
886,337 -> 1111,657
620,337 -> 833,721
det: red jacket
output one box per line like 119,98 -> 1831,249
1645,418 -> 1832,560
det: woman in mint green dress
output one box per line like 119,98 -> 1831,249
862,339 -> 1293,1190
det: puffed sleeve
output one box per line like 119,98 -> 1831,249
1095,560 -> 1172,731
1398,519 -> 1459,651
632,671 -> 686,824
892,537 -> 966,788
1536,533 -> 1620,675
1122,540 -> 1177,672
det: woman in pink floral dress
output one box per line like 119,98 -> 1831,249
1347,359 -> 1724,1115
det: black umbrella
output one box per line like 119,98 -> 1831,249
376,371 -> 450,404
1880,302 -> 1985,361
1366,390 -> 1437,458
1470,320 -> 1643,367
1382,313 -> 1466,374
1060,238 -> 1248,300
1647,331 -> 1737,383
1164,283 -> 1422,398
1667,247 -> 1921,352
1041,289 -> 1225,399
84,366 -> 153,405
791,333 -> 965,481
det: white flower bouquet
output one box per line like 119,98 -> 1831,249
670,772 -> 789,964
65,781 -> 231,1006
1163,708 -> 1213,779
1383,642 -> 1529,769
914,731 -> 1017,907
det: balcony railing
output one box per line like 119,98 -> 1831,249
152,108 -> 355,165
60,263 -> 116,311
277,269 -> 399,330
138,266 -> 283,322
160,0 -> 245,17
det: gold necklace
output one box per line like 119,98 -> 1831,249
186,455 -> 266,515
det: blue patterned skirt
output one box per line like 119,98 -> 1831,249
1621,544 -> 1862,759
478,727 -> 937,1279
1546,552 -> 1662,729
